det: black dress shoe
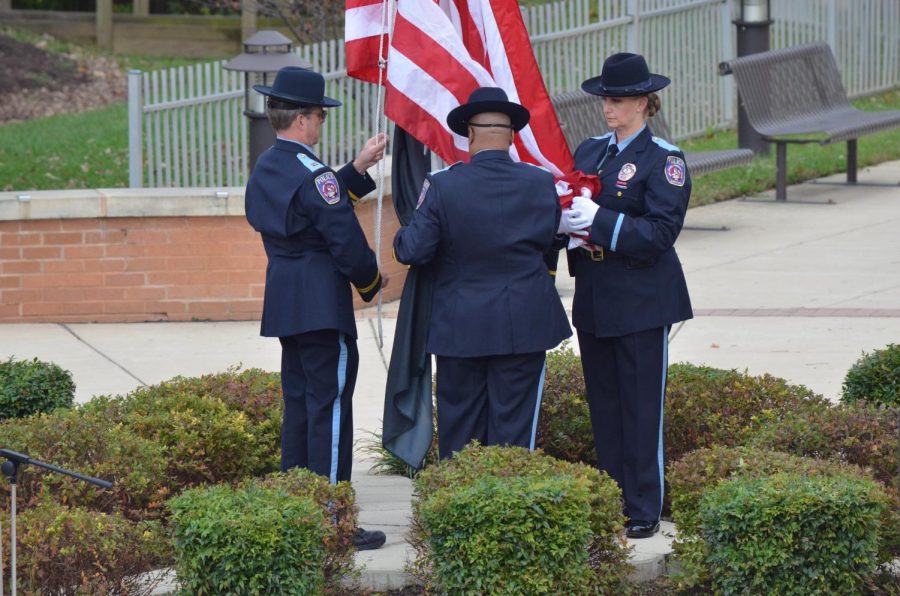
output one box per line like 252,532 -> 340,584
626,520 -> 660,539
353,528 -> 386,550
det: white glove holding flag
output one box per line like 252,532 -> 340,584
571,193 -> 599,223
566,191 -> 600,250
558,207 -> 592,234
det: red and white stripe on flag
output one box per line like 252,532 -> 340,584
344,0 -> 573,174
346,0 -> 390,84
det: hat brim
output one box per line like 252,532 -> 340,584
253,84 -> 342,108
580,74 -> 670,97
446,100 -> 530,136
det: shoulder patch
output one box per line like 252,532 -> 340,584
664,155 -> 686,187
651,136 -> 681,153
315,171 -> 341,204
590,132 -> 614,141
297,152 -> 326,172
416,179 -> 431,210
429,161 -> 462,177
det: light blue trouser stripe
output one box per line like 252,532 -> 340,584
529,360 -> 547,451
330,333 -> 348,485
657,326 -> 669,517
610,212 -> 625,252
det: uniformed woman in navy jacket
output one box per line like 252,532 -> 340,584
566,53 -> 693,539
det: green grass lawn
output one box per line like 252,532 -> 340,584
2,89 -> 898,199
0,103 -> 129,191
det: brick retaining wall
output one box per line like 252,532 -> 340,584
0,187 -> 404,323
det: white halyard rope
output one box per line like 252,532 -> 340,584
371,0 -> 395,350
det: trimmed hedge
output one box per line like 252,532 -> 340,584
664,363 -> 827,466
842,344 -> 900,406
751,400 -> 899,490
421,474 -> 594,594
701,473 -> 888,595
169,484 -> 327,595
251,467 -> 359,587
8,501 -> 170,594
122,368 -> 283,463
668,446 -> 897,591
84,389 -> 273,488
536,355 -> 828,512
0,408 -> 169,519
410,444 -> 630,594
537,345 -> 595,465
0,356 -> 75,419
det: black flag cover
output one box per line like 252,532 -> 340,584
381,126 -> 434,469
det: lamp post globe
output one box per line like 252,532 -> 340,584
224,30 -> 312,171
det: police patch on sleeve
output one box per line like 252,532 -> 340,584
664,156 -> 686,187
315,172 -> 341,204
416,180 -> 430,209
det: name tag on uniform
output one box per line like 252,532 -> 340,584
617,163 -> 636,189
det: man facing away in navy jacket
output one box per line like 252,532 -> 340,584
244,67 -> 389,550
393,87 -> 572,460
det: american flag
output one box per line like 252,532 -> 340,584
345,0 -> 573,174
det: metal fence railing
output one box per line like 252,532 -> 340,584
128,0 -> 900,188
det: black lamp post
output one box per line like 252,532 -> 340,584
224,31 -> 312,172
733,0 -> 772,155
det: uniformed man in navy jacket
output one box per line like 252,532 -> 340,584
566,54 -> 693,539
244,67 -> 388,550
394,87 -> 572,460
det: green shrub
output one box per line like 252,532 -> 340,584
7,500 -> 170,594
701,472 -> 888,595
0,408 -> 169,519
751,400 -> 899,490
421,474 -> 595,594
135,367 -> 282,449
842,344 -> 900,406
665,363 -> 827,467
0,356 -> 75,419
252,467 -> 358,587
169,484 -> 327,595
536,344 -> 595,465
85,389 -> 272,487
537,358 -> 827,472
410,444 -> 630,594
668,446 -> 895,591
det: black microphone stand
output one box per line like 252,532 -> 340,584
0,448 -> 113,596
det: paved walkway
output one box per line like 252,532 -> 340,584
2,160 -> 898,589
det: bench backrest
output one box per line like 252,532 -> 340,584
726,42 -> 852,130
551,90 -> 674,154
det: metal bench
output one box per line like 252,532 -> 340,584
720,42 -> 900,200
551,90 -> 754,177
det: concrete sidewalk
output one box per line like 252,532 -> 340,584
1,160 -> 898,589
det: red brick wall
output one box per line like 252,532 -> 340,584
0,203 -> 404,323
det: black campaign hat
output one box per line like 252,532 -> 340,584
581,53 -> 670,97
446,87 -> 530,136
253,66 -> 341,108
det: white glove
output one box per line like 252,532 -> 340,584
571,195 -> 599,224
558,208 -> 593,234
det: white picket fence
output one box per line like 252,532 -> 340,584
128,0 -> 900,188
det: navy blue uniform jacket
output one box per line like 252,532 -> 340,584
570,127 -> 693,337
245,139 -> 381,339
394,150 -> 572,358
